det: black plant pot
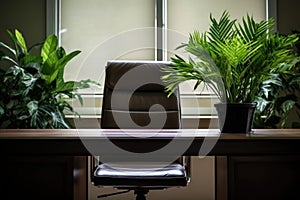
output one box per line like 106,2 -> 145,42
214,103 -> 257,133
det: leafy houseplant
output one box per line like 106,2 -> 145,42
0,29 -> 98,128
254,31 -> 300,129
162,11 -> 300,133
254,63 -> 300,128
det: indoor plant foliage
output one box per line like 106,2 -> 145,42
0,29 -> 98,128
162,11 -> 299,132
254,31 -> 300,129
254,63 -> 300,128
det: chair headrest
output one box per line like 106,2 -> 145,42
105,61 -> 172,91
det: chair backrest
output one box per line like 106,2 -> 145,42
91,61 -> 187,182
101,60 -> 181,129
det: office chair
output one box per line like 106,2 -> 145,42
92,60 -> 190,200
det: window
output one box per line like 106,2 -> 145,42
48,0 -> 272,125
60,0 -> 155,83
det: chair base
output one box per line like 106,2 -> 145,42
134,188 -> 149,200
97,188 -> 149,200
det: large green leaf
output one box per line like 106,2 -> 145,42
41,34 -> 58,63
15,29 -> 28,54
45,50 -> 60,68
42,53 -> 59,82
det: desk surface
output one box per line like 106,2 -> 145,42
0,129 -> 300,156
1,128 -> 300,138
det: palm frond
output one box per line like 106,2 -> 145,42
208,11 -> 236,43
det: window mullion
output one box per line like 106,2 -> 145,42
156,0 -> 167,61
46,0 -> 60,38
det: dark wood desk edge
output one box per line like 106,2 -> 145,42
0,129 -> 300,156
1,128 -> 300,139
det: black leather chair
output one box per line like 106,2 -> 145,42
92,61 -> 190,200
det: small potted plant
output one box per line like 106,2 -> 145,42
0,29 -> 99,128
162,11 -> 299,133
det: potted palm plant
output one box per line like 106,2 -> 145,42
162,11 -> 299,133
0,29 -> 99,128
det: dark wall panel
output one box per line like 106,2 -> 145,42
0,0 -> 46,47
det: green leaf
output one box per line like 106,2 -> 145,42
6,65 -> 22,76
15,29 -> 28,54
0,55 -> 18,65
57,50 -> 81,70
0,41 -> 16,56
18,114 -> 30,120
22,54 -> 43,66
56,50 -> 81,84
41,34 -> 58,63
6,29 -> 18,47
281,100 -> 295,113
41,63 -> 59,84
41,50 -> 63,84
6,99 -> 16,109
55,81 -> 75,93
6,29 -> 22,61
56,47 -> 66,59
0,106 -> 4,116
44,50 -> 59,68
27,101 -> 38,116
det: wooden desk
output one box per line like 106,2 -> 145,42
0,129 -> 300,200
1,129 -> 300,156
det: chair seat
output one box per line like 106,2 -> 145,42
93,163 -> 188,187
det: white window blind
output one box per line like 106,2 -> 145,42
58,0 -> 266,120
60,0 -> 155,85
